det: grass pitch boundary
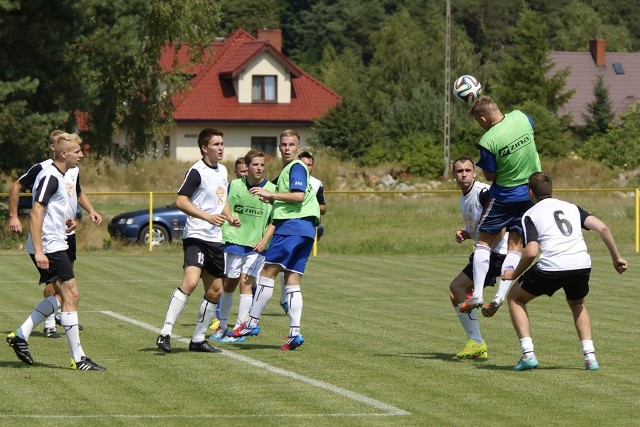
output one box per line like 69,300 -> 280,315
101,310 -> 411,418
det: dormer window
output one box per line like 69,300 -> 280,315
252,75 -> 277,102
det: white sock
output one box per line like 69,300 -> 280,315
159,288 -> 188,336
519,337 -> 535,359
581,339 -> 596,361
286,285 -> 302,336
61,311 -> 85,362
247,276 -> 274,327
495,251 -> 520,301
235,294 -> 253,329
44,313 -> 57,329
279,273 -> 286,306
472,245 -> 491,299
192,298 -> 217,343
455,304 -> 482,343
17,295 -> 59,340
218,291 -> 234,330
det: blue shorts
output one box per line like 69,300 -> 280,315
479,199 -> 532,236
265,234 -> 314,274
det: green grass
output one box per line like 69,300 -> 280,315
0,251 -> 638,426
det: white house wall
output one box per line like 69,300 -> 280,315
237,52 -> 291,104
171,125 -> 314,162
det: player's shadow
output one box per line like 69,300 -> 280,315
0,360 -> 70,370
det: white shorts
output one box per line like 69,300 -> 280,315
224,252 -> 265,279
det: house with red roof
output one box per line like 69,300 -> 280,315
548,39 -> 640,127
147,28 -> 341,162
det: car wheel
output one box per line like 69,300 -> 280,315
138,224 -> 170,246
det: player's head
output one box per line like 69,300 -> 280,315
470,96 -> 500,130
197,128 -> 224,161
298,151 -> 314,174
452,156 -> 476,192
234,157 -> 248,178
279,129 -> 301,164
53,132 -> 83,168
528,172 -> 552,202
244,149 -> 266,183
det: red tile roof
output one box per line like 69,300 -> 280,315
549,50 -> 640,126
160,29 -> 341,123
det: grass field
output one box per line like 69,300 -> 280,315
0,250 -> 638,426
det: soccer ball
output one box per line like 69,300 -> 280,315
452,75 -> 482,104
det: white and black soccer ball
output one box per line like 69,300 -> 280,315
452,75 -> 482,104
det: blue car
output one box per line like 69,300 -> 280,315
108,205 -> 186,246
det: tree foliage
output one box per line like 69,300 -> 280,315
579,104 -> 640,170
548,0 -> 633,51
0,0 -> 222,174
581,74 -> 614,138
491,8 -> 573,114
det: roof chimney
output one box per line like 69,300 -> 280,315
590,39 -> 606,66
257,29 -> 282,52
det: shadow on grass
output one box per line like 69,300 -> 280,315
0,360 -> 70,370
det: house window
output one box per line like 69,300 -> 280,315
613,63 -> 625,75
251,136 -> 277,157
252,76 -> 277,102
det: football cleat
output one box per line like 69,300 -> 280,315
229,322 -> 260,338
189,340 -> 222,353
156,334 -> 171,353
209,318 -> 220,331
44,327 -> 61,339
460,295 -> 483,313
585,359 -> 600,371
208,327 -> 225,341
455,339 -> 488,359
514,354 -> 539,371
70,356 -> 106,371
481,297 -> 503,318
279,334 -> 304,351
6,332 -> 34,365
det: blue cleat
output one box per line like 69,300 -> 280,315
279,334 -> 304,351
514,355 -> 539,371
229,322 -> 260,338
585,359 -> 599,370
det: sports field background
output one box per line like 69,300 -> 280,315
0,191 -> 638,426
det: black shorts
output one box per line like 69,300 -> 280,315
66,233 -> 77,263
462,251 -> 506,287
30,251 -> 75,285
520,264 -> 591,300
183,238 -> 225,278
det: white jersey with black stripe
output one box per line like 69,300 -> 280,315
178,160 -> 228,243
460,181 -> 507,254
522,198 -> 591,271
25,164 -> 70,254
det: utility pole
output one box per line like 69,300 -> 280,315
443,0 -> 451,177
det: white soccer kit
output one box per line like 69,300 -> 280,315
522,198 -> 591,271
178,160 -> 228,243
460,181 -> 507,254
25,164 -> 71,254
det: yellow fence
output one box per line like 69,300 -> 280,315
3,188 -> 640,253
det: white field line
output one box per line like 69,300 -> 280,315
102,310 -> 410,417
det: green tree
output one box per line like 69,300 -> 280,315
579,103 -> 640,170
217,0 -> 279,35
491,8 -> 573,114
0,0 -> 223,172
548,0 -> 633,52
582,74 -> 614,138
